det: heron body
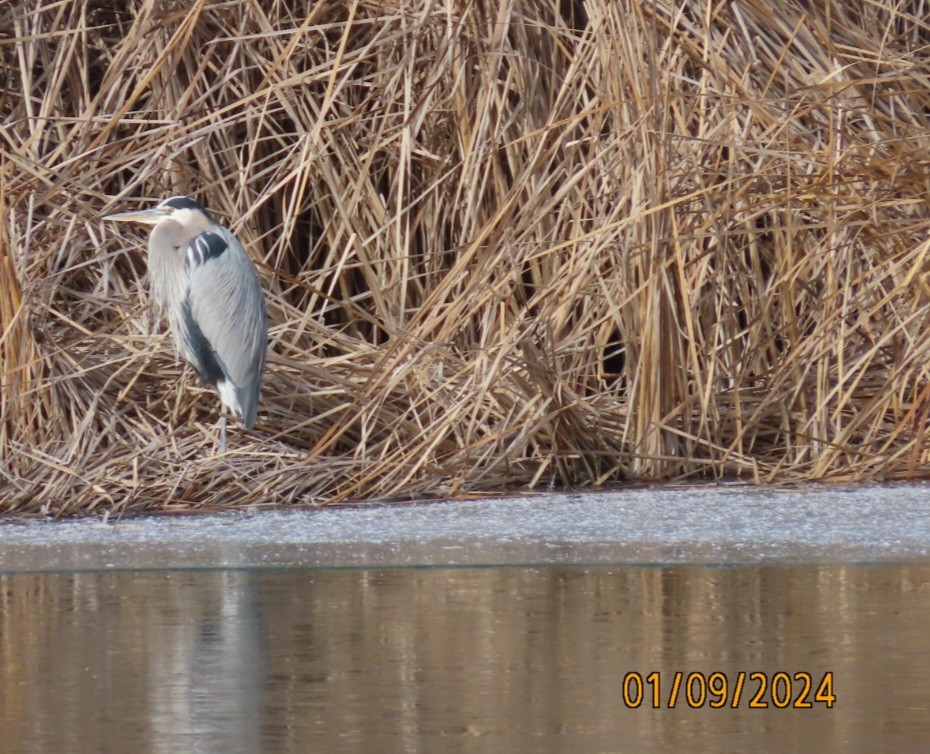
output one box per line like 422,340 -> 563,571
104,197 -> 267,434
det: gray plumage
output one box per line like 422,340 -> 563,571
104,196 -> 267,431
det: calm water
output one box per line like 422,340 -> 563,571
2,564 -> 929,752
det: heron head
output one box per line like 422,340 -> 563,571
102,196 -> 213,229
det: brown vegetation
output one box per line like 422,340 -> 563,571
3,0 -> 930,513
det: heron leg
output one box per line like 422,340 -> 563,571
218,413 -> 228,454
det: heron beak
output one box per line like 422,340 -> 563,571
102,207 -> 171,225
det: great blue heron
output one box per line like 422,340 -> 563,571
103,196 -> 267,450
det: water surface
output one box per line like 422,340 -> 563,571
2,563 -> 929,753
4,485 -> 930,751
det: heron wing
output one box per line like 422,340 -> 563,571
182,229 -> 267,424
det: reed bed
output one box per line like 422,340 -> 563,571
3,0 -> 930,513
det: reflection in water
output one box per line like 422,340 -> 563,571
148,572 -> 263,754
1,565 -> 929,752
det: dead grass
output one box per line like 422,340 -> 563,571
4,0 -> 930,513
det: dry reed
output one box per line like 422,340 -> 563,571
3,0 -> 930,513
